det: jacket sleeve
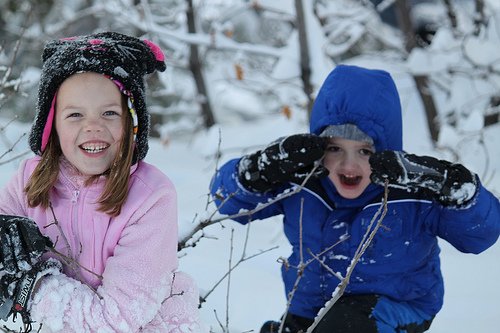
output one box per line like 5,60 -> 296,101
210,158 -> 285,224
433,181 -> 500,254
29,183 -> 203,332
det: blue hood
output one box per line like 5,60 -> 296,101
310,65 -> 403,151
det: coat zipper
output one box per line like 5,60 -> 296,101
71,189 -> 81,259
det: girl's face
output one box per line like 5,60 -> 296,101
55,72 -> 125,176
323,137 -> 375,199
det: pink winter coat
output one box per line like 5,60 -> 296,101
0,156 -> 204,332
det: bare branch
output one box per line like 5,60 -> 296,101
199,222 -> 278,305
279,198 -> 306,333
224,228 -> 234,331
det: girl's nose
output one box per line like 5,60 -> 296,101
84,117 -> 103,132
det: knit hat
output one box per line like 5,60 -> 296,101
29,31 -> 166,161
320,124 -> 374,146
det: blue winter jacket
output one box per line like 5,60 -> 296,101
210,65 -> 500,319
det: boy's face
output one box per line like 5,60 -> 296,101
55,72 -> 125,176
323,137 -> 374,199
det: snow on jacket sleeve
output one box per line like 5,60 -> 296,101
431,181 -> 500,254
210,158 -> 285,224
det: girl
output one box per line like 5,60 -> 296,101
0,32 -> 203,332
210,65 -> 500,333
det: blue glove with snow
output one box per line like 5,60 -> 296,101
369,151 -> 478,206
238,134 -> 329,193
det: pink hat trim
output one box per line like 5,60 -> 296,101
143,39 -> 165,62
41,93 -> 56,152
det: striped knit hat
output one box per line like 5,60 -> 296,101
29,31 -> 166,161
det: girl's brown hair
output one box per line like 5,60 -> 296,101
24,95 -> 134,216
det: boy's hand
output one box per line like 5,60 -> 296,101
238,134 -> 329,192
0,215 -> 52,275
369,151 -> 477,206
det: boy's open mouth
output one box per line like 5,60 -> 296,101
340,174 -> 362,186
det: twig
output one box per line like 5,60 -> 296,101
161,273 -> 185,304
199,236 -> 278,303
307,249 -> 343,281
213,309 -> 225,333
47,247 -> 102,282
225,228 -> 234,331
0,150 -> 31,166
205,128 -> 223,211
279,198 -> 305,333
0,133 -> 27,163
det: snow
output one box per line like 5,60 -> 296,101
4,62 -> 499,333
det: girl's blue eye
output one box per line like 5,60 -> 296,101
67,112 -> 82,118
104,110 -> 120,116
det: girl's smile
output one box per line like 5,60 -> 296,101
79,141 -> 110,154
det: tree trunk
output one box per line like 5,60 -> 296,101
395,0 -> 440,143
186,0 -> 216,128
474,0 -> 486,35
484,113 -> 500,127
294,0 -> 314,115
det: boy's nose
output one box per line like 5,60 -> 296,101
340,153 -> 358,169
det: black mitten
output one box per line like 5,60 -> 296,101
238,134 -> 329,192
0,258 -> 62,327
369,151 -> 477,206
0,215 -> 52,275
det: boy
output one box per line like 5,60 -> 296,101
210,65 -> 500,332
